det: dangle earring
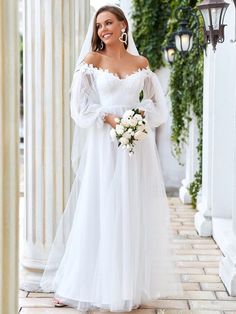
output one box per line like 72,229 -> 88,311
99,40 -> 104,50
119,28 -> 128,45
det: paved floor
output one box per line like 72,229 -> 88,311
18,197 -> 236,314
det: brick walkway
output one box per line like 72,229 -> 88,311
18,197 -> 236,314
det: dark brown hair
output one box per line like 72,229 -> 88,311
92,5 -> 129,52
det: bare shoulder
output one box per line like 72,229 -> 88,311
83,51 -> 102,67
131,55 -> 150,69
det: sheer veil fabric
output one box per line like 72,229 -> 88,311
39,3 -> 183,311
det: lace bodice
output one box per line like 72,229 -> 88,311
70,61 -> 168,129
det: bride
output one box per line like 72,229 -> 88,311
40,4 -> 183,312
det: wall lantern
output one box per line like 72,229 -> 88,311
172,6 -> 204,57
197,0 -> 230,51
163,36 -> 176,64
174,20 -> 193,56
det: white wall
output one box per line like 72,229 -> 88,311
157,67 -> 185,190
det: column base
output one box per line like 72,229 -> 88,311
19,266 -> 43,292
179,179 -> 192,204
179,186 -> 192,205
194,203 -> 212,236
219,256 -> 236,296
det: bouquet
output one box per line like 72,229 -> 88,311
110,108 -> 148,156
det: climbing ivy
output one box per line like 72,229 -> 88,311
132,0 -> 204,207
166,0 -> 204,207
132,0 -> 171,70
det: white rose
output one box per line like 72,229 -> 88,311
137,124 -> 145,132
116,124 -> 125,135
129,118 -> 138,127
123,109 -> 134,119
138,120 -> 143,125
134,130 -> 147,141
134,114 -> 142,121
121,118 -> 130,127
123,131 -> 131,139
110,128 -> 117,141
119,137 -> 129,145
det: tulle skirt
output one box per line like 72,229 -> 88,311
40,106 -> 183,312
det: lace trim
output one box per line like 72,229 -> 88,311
78,61 -> 151,80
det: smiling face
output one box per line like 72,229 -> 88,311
95,11 -> 127,47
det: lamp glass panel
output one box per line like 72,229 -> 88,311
210,7 -> 222,30
164,50 -> 169,62
181,34 -> 192,51
221,6 -> 228,24
168,48 -> 175,62
175,34 -> 182,51
200,8 -> 210,31
188,35 -> 193,51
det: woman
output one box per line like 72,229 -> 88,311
40,4 -> 183,311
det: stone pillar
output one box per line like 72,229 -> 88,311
217,3 -> 236,295
194,46 -> 214,237
179,112 -> 199,204
195,3 -> 236,295
0,0 -> 19,312
20,0 -> 90,291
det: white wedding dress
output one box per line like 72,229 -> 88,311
40,61 -> 183,312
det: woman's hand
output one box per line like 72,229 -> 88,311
139,110 -> 145,117
104,114 -> 120,128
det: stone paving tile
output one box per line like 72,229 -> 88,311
182,283 -> 201,291
173,239 -> 216,244
162,291 -> 216,300
204,268 -> 219,275
200,283 -> 226,292
176,267 -> 205,274
192,244 -> 219,249
189,300 -> 236,311
141,300 -> 189,309
171,243 -> 193,249
174,255 -> 198,261
182,275 -> 221,283
19,297 -> 54,307
198,256 -> 222,262
28,292 -> 54,298
175,250 -> 222,256
215,292 -> 236,301
176,262 -> 219,268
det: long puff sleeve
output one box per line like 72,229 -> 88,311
139,71 -> 169,128
70,65 -> 105,128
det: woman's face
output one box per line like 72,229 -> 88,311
96,11 -> 126,46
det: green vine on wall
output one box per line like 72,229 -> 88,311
132,0 -> 171,70
167,0 -> 204,207
132,0 -> 204,207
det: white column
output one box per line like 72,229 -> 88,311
0,0 -> 19,313
20,0 -> 90,291
217,3 -> 236,295
179,112 -> 199,204
195,2 -> 236,295
194,47 -> 214,236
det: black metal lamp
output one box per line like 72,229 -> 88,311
197,0 -> 229,51
164,37 -> 176,64
174,20 -> 194,56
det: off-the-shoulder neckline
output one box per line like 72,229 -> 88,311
79,61 -> 151,81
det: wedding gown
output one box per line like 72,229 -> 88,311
40,61 -> 183,311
